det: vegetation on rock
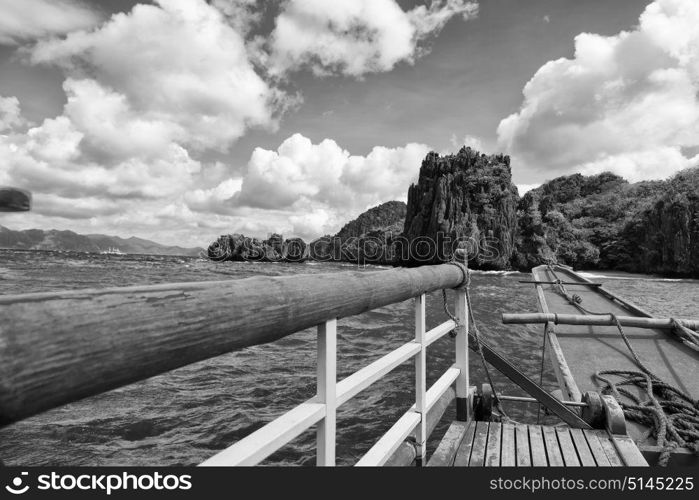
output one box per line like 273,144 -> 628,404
401,147 -> 518,268
206,147 -> 698,277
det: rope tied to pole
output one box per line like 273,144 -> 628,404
545,264 -> 699,465
441,255 -> 514,422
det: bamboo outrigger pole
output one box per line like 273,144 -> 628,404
0,264 -> 469,426
502,312 -> 699,331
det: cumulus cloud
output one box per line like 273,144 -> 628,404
28,0 -> 292,153
212,0 -> 266,36
0,0 -> 299,246
186,133 -> 431,237
0,95 -> 25,132
2,112 -> 201,201
497,0 -> 699,182
0,0 -> 466,245
264,0 -> 478,77
0,0 -> 102,45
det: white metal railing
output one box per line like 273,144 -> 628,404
199,289 -> 469,467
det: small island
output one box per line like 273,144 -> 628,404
208,147 -> 699,278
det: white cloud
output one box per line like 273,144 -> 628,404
497,0 -> 699,182
1,0 -> 467,246
450,133 -> 485,152
264,0 -> 478,77
516,184 -> 540,195
212,0 -> 265,36
29,0 -> 292,153
0,0 -> 298,246
187,133 -> 431,237
0,0 -> 102,45
0,95 -> 25,132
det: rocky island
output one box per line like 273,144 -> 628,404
207,147 -> 699,278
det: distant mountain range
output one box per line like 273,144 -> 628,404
0,226 -> 203,257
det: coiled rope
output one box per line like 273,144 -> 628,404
546,264 -> 699,465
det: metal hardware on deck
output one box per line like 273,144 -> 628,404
496,394 -> 588,407
467,334 -> 592,429
519,280 -> 603,287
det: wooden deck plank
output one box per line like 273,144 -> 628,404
528,426 -> 548,466
427,421 -> 470,467
453,420 -> 478,467
556,427 -> 581,466
570,428 -> 596,466
438,421 -> 644,467
500,424 -> 516,466
594,431 -> 624,466
612,434 -> 649,466
582,430 -> 611,466
485,422 -> 502,467
468,421 -> 489,466
515,424 -> 531,466
542,426 -> 564,466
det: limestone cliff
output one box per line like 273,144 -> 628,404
401,147 -> 519,268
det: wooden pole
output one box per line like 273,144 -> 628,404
502,313 -> 699,330
316,319 -> 336,466
0,264 -> 467,426
414,294 -> 427,465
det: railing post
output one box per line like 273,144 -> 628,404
455,289 -> 470,421
317,318 -> 337,466
414,294 -> 427,465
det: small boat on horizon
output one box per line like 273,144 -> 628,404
100,247 -> 125,255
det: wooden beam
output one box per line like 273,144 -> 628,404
0,264 -> 468,426
200,401 -> 325,466
502,313 -> 699,331
316,319 -> 337,466
386,387 -> 456,466
531,266 -> 582,403
355,411 -> 421,466
519,280 -> 602,287
427,420 -> 470,467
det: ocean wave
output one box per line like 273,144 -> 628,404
470,269 -> 523,276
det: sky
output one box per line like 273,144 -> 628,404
1,0 -> 697,247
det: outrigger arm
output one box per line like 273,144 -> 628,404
467,332 -> 592,429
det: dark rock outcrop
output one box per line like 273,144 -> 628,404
617,168 -> 699,277
401,147 -> 519,268
332,201 -> 406,265
335,201 -> 406,240
512,168 -> 699,277
205,146 -> 698,277
207,233 -> 309,262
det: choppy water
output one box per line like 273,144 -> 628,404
0,250 -> 697,466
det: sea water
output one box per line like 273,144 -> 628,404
0,249 -> 697,466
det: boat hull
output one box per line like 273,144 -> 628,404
531,265 -> 699,465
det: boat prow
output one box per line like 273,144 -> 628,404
528,264 -> 698,465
